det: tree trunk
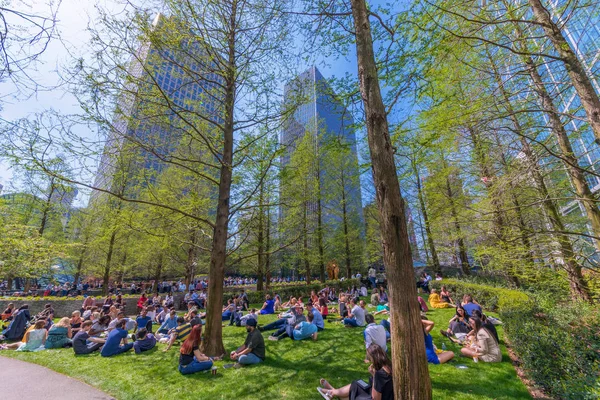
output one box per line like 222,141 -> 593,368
523,55 -> 600,253
153,253 -> 163,293
303,200 -> 311,284
528,0 -> 600,143
257,187 -> 265,292
412,157 -> 440,272
39,181 -> 55,236
316,161 -> 326,283
103,228 -> 117,296
350,1 -> 432,398
265,205 -> 271,290
445,174 -> 470,275
202,1 -> 237,357
73,238 -> 88,286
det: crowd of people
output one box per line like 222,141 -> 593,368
0,273 -> 503,399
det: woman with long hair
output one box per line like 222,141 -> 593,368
45,317 -> 72,349
178,325 -> 218,374
423,319 -> 454,364
318,344 -> 393,399
460,317 -> 502,363
441,305 -> 470,341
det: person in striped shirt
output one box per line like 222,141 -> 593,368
163,317 -> 192,351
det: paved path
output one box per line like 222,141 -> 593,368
0,356 -> 115,400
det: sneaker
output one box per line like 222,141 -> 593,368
268,335 -> 279,341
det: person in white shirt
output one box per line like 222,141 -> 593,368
343,298 -> 366,327
363,314 -> 387,362
368,267 -> 377,288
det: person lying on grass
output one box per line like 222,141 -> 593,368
101,319 -> 133,357
292,312 -> 318,341
230,318 -> 265,367
267,305 -> 305,341
460,316 -> 502,363
428,289 -> 456,309
73,320 -> 105,355
422,319 -> 454,365
133,328 -> 156,354
237,309 -> 258,327
317,343 -> 393,400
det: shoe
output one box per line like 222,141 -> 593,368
268,335 -> 279,341
440,330 -> 450,338
233,363 -> 243,369
317,387 -> 332,400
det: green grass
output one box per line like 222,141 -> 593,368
1,298 -> 531,399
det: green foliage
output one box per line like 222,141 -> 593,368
430,279 -> 530,311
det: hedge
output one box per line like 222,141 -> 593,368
432,279 -> 600,399
223,279 -> 361,305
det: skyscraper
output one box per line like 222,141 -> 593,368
90,14 -> 222,204
279,67 -> 365,270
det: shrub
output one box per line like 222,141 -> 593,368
432,279 -> 600,399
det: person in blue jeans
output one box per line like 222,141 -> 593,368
230,319 -> 265,367
178,324 -> 218,375
101,320 -> 133,357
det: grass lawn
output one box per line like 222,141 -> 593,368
0,296 -> 531,399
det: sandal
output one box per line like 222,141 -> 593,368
317,387 -> 332,399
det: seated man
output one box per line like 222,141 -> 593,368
163,317 -> 192,351
230,319 -> 265,367
133,328 -> 156,354
364,314 -> 387,362
135,308 -> 153,333
157,310 -> 178,334
268,305 -> 305,341
238,309 -> 258,327
101,319 -> 133,357
73,320 -> 105,355
428,289 -> 455,309
461,295 -> 482,317
308,302 -> 324,331
343,298 -> 366,328
292,312 -> 318,341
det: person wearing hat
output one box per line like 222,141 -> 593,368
230,318 -> 265,367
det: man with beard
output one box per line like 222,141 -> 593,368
230,318 -> 265,368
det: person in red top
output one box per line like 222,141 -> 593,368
316,297 -> 329,319
137,292 -> 148,312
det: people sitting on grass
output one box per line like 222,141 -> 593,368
35,303 -> 55,328
417,272 -> 432,294
230,318 -> 265,367
440,286 -> 454,304
440,305 -> 470,342
373,303 -> 389,316
178,324 -> 219,374
428,288 -> 455,309
274,294 -> 283,312
135,308 -> 153,333
1,320 -> 47,351
70,310 -> 83,334
343,297 -> 366,328
258,294 -> 275,315
133,328 -> 156,354
45,317 -> 72,349
281,297 -> 298,309
239,289 -> 249,311
1,303 -> 15,322
101,319 -> 133,357
460,317 -> 502,363
422,319 -> 454,364
157,310 -> 178,334
317,344 -> 393,400
471,310 -> 499,344
461,294 -> 482,317
238,309 -> 258,327
308,302 -> 325,331
315,297 -> 329,320
292,312 -> 318,341
266,305 -> 305,340
73,320 -> 105,355
90,315 -> 111,337
222,299 -> 236,323
1,304 -> 30,341
363,314 -> 387,363
162,317 -> 192,351
137,292 -> 148,312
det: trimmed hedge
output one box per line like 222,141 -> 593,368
432,279 -> 600,399
223,279 -> 361,305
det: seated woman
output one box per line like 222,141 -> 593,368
471,310 -> 499,344
45,317 -> 72,349
258,295 -> 275,315
137,292 -> 148,312
441,305 -> 470,341
1,305 -> 30,341
102,295 -> 114,314
222,299 -> 235,322
1,320 -> 47,351
460,317 -> 502,363
428,289 -> 455,309
422,319 -> 454,364
90,315 -> 111,337
440,286 -> 454,304
370,292 -> 380,306
310,290 -> 319,306
317,344 -> 393,400
70,310 -> 83,334
115,294 -> 124,308
316,297 -> 329,319
274,294 -> 283,312
1,303 -> 15,321
178,325 -> 216,375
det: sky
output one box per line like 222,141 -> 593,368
0,0 -> 368,204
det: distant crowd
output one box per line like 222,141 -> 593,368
0,270 -> 502,400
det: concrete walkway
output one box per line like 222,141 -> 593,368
0,356 -> 115,400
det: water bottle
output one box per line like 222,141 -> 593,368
442,342 -> 447,351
